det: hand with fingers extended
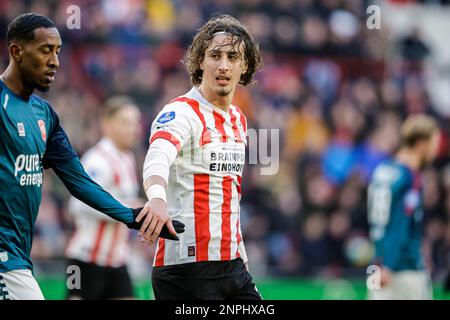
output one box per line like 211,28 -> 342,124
127,201 -> 184,244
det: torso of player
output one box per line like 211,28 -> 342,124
0,84 -> 53,255
0,87 -> 50,205
151,87 -> 247,266
368,161 -> 424,270
0,82 -> 55,271
65,138 -> 139,268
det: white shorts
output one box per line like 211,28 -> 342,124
0,269 -> 44,300
368,270 -> 432,300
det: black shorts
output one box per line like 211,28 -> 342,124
66,258 -> 134,300
152,258 -> 262,300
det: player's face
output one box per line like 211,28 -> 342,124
107,105 -> 142,151
417,131 -> 440,168
425,131 -> 441,164
20,27 -> 61,92
200,34 -> 247,99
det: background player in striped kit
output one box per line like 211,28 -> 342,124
367,115 -> 440,300
136,14 -> 263,300
65,96 -> 142,300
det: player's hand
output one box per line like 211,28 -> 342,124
380,267 -> 392,288
135,199 -> 179,245
130,207 -> 185,239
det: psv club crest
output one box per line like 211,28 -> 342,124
37,120 -> 47,142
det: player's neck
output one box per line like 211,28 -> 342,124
197,85 -> 233,111
396,148 -> 422,172
0,66 -> 34,100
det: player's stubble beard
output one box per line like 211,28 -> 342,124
216,83 -> 234,97
419,159 -> 426,171
36,83 -> 51,92
217,88 -> 229,96
22,68 -> 51,93
36,74 -> 53,92
419,154 -> 433,171
20,73 -> 50,94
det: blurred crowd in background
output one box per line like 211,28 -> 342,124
1,0 -> 450,285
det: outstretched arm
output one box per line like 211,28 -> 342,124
41,110 -> 136,226
137,102 -> 194,243
42,109 -> 184,236
52,157 -> 136,225
138,138 -> 179,244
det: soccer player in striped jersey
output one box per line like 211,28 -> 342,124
0,13 -> 181,300
137,15 -> 263,299
65,96 -> 142,300
367,115 -> 440,300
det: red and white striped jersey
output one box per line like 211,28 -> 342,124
148,87 -> 248,267
66,138 -> 139,267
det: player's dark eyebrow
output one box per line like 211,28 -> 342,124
208,48 -> 241,57
38,43 -> 62,50
207,48 -> 222,54
227,50 -> 240,55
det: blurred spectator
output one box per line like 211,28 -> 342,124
399,28 -> 430,62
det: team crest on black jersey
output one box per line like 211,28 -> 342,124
37,120 -> 47,142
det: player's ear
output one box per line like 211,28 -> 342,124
241,60 -> 248,74
242,68 -> 248,75
9,43 -> 24,63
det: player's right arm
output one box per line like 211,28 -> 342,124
42,106 -> 138,227
136,174 -> 173,245
42,105 -> 185,240
137,102 -> 196,244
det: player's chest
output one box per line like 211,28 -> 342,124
186,119 -> 246,176
1,100 -> 48,156
205,110 -> 245,144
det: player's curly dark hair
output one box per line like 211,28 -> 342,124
184,14 -> 263,87
6,13 -> 56,45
